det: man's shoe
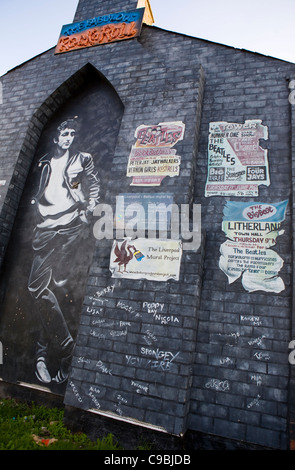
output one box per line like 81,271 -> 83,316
35,358 -> 51,383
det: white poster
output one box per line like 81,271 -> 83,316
110,238 -> 182,281
219,201 -> 288,293
127,122 -> 185,186
205,120 -> 270,197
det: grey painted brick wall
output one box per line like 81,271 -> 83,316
59,37 -> 205,435
139,27 -> 294,448
65,233 -> 205,435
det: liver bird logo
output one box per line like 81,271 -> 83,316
113,240 -> 144,273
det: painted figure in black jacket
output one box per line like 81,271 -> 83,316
28,117 -> 100,385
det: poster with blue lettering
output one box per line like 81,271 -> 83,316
219,200 -> 288,292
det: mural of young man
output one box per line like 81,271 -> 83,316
28,117 -> 100,385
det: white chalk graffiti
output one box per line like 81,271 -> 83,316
154,314 -> 179,325
69,381 -> 83,403
96,285 -> 115,297
89,386 -> 101,409
247,394 -> 261,409
89,285 -> 116,304
142,302 -> 165,313
91,318 -> 111,326
205,378 -> 230,392
240,315 -> 262,326
250,374 -> 263,387
140,347 -> 179,363
89,329 -> 106,339
77,356 -> 90,365
217,331 -> 240,346
143,330 -> 157,345
115,394 -> 128,416
248,335 -> 266,347
110,328 -> 128,337
96,360 -> 113,375
254,351 -> 270,361
117,300 -> 141,318
220,357 -> 234,365
142,301 -> 179,324
126,346 -> 180,371
87,306 -> 103,315
131,380 -> 149,394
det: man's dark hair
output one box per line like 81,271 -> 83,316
57,116 -> 79,133
53,116 -> 79,141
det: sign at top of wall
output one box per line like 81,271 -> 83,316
55,8 -> 145,54
205,120 -> 270,197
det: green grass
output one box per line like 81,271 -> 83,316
0,398 -> 123,450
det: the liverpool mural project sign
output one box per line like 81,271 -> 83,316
109,238 -> 182,281
219,201 -> 288,293
205,120 -> 270,197
55,8 -> 145,54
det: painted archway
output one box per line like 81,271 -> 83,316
0,64 -> 124,395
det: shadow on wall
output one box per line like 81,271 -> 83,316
0,66 -> 124,395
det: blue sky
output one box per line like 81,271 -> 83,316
1,0 -> 295,77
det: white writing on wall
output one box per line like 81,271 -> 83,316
89,284 -> 116,304
254,351 -> 270,361
69,381 -> 83,403
143,330 -> 157,345
115,393 -> 128,416
240,314 -> 262,326
220,357 -> 234,366
89,386 -> 101,409
142,301 -> 179,325
87,306 -> 103,315
117,300 -> 141,318
131,380 -> 149,394
126,346 -> 180,371
205,378 -> 230,392
247,394 -> 261,409
96,360 -> 113,375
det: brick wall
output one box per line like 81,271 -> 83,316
60,35 -> 206,436
139,27 -> 294,448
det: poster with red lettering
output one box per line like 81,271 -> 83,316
126,122 -> 185,186
205,120 -> 270,197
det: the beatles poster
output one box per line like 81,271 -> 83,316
205,120 -> 270,197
